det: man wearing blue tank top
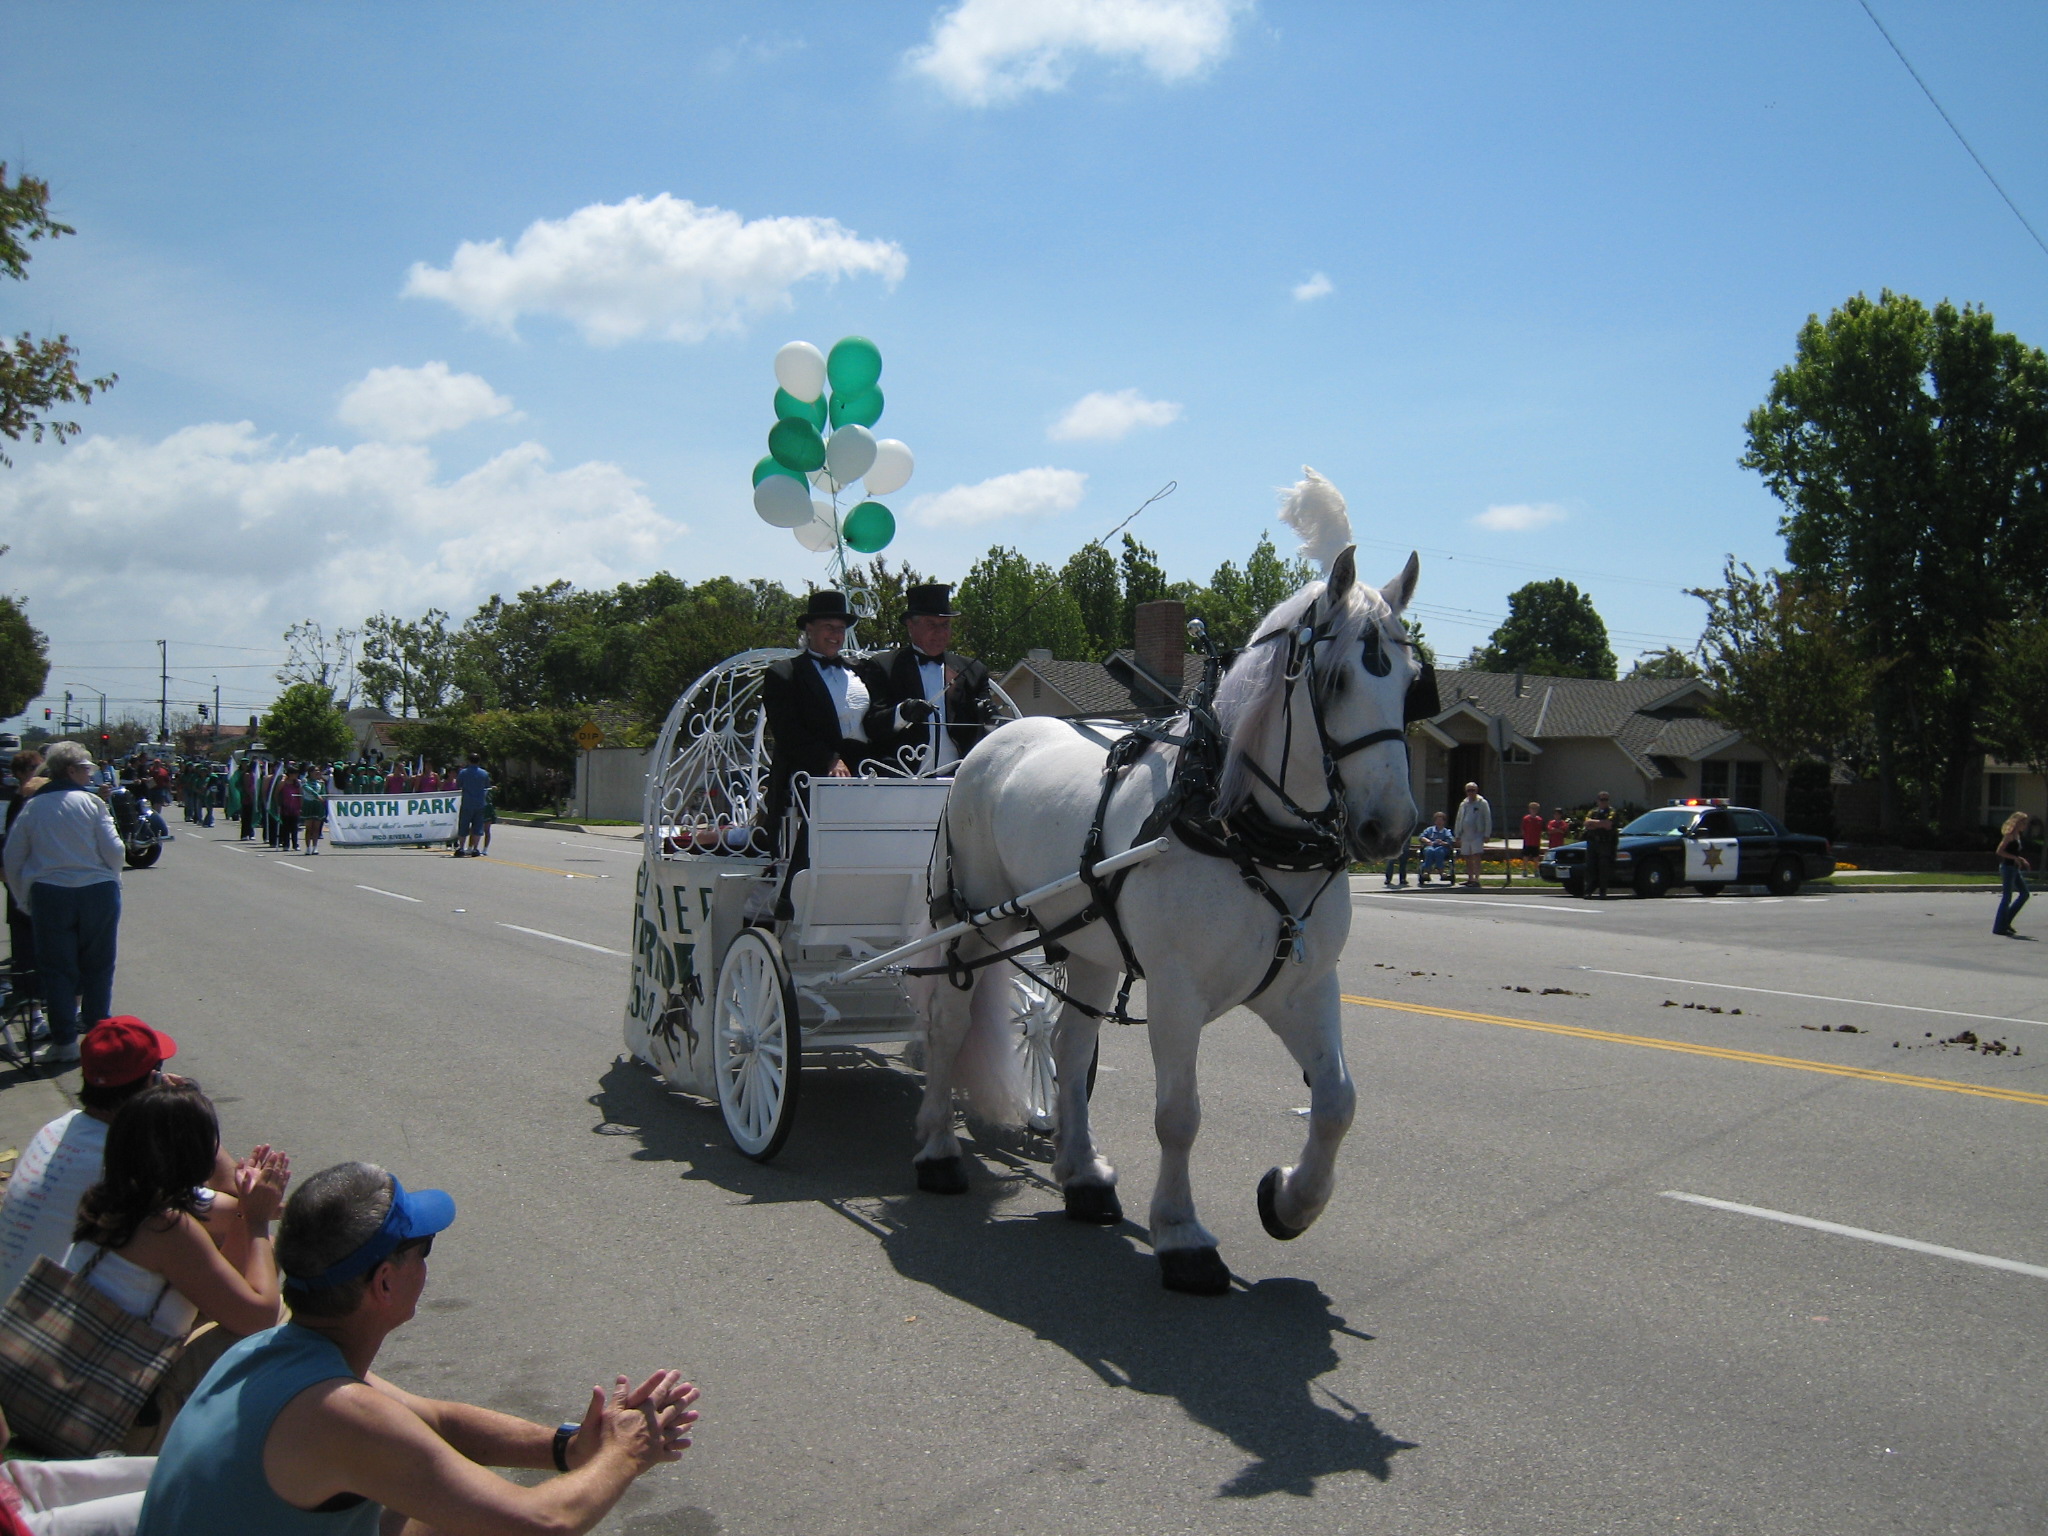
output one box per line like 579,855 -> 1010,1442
137,1163 -> 700,1535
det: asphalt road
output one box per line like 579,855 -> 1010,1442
76,826 -> 2048,1534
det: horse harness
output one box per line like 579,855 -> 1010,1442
909,614 -> 1439,1024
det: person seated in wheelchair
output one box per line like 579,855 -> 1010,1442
756,591 -> 888,867
860,584 -> 995,777
1417,811 -> 1455,884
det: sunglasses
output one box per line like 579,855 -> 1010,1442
393,1234 -> 435,1261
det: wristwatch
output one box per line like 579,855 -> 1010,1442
552,1421 -> 580,1474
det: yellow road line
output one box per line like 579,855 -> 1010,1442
1341,994 -> 2048,1108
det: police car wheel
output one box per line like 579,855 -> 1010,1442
1635,860 -> 1672,898
1767,857 -> 1803,897
1561,873 -> 1584,898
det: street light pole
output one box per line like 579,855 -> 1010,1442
158,640 -> 169,745
212,679 -> 221,755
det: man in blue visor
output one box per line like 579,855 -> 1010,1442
137,1162 -> 700,1534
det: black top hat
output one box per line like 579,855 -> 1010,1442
798,589 -> 853,625
904,584 -> 955,619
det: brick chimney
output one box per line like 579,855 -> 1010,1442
1133,600 -> 1186,691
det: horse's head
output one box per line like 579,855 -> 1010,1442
1215,544 -> 1423,863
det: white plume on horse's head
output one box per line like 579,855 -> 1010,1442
1277,467 -> 1353,575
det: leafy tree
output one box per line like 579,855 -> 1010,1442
1688,559 -> 1871,770
1985,612 -> 2048,775
1626,647 -> 1700,681
1190,534 -> 1312,651
0,549 -> 49,717
358,609 -> 458,716
956,547 -> 1088,671
1059,542 -> 1120,661
1743,291 -> 2048,833
1118,534 -> 1169,648
846,556 -> 934,639
1,165 -> 115,467
263,683 -> 352,764
630,577 -> 802,721
1402,616 -> 1436,668
1468,579 -> 1616,678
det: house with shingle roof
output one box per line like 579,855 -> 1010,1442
1410,669 -> 1776,821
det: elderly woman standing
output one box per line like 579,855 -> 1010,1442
1,741 -> 124,1067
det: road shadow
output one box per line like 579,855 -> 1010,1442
592,1056 -> 1415,1498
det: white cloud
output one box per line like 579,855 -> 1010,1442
1048,388 -> 1183,442
403,194 -> 907,344
1473,502 -> 1567,532
0,422 -> 680,647
1292,271 -> 1334,302
337,361 -> 518,442
908,0 -> 1249,106
910,467 -> 1087,527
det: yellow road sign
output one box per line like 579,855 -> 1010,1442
574,722 -> 603,750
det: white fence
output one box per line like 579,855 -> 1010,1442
572,747 -> 652,824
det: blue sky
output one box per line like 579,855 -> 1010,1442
3,0 -> 2044,728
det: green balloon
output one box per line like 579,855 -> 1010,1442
826,336 -> 883,396
828,385 -> 884,429
774,388 -> 827,429
768,417 -> 826,473
752,454 -> 805,487
841,500 -> 895,554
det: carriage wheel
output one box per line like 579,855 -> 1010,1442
713,929 -> 801,1161
1010,964 -> 1098,1134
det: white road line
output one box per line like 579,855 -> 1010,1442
272,859 -> 310,872
1661,1192 -> 2048,1282
496,923 -> 626,957
1584,969 -> 2048,1031
1354,892 -> 1596,915
356,885 -> 422,903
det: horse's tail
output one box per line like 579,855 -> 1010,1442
953,964 -> 1028,1129
904,913 -> 1028,1129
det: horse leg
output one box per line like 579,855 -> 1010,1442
910,942 -> 987,1195
1047,957 -> 1120,1224
1252,973 -> 1356,1239
1146,997 -> 1230,1295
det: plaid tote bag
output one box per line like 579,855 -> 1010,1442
0,1252 -> 185,1457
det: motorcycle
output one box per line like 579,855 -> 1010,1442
108,784 -> 171,869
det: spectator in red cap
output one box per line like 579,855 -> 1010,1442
0,1016 -> 179,1303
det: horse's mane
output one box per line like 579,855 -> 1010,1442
1212,578 -> 1383,813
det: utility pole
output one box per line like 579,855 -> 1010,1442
62,689 -> 74,732
212,679 -> 221,755
158,640 -> 169,744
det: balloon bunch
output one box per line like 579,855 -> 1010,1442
751,337 -> 913,564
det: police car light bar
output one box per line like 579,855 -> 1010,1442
1670,797 -> 1729,807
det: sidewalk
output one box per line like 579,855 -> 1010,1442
0,1059 -> 77,1184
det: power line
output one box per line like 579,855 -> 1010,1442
1857,0 -> 2048,263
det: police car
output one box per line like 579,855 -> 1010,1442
1539,799 -> 1834,897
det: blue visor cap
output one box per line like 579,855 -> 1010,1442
283,1177 -> 457,1291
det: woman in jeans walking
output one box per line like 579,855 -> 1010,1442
1992,811 -> 2034,937
0,741 -> 124,1066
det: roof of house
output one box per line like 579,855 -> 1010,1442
999,651 -> 1205,719
1430,669 -> 1736,778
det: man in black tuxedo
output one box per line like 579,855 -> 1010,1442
861,584 -> 996,776
757,590 -> 884,852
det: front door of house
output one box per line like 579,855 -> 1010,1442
1447,743 -> 1487,820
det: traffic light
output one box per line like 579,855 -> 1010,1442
99,733 -> 110,748
197,704 -> 209,720
43,708 -> 50,720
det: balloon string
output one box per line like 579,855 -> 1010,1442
1086,481 -> 1176,551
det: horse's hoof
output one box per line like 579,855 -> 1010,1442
1257,1166 -> 1306,1241
1063,1183 -> 1122,1225
1158,1246 -> 1232,1295
914,1156 -> 970,1194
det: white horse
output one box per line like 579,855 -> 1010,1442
910,470 -> 1422,1293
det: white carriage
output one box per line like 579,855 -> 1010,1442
620,649 -> 1074,1161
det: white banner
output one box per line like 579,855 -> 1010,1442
325,793 -> 461,847
1684,837 -> 1740,882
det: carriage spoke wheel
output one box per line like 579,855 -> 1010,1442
1009,964 -> 1097,1134
713,930 -> 801,1161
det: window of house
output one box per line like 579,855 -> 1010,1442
1735,761 -> 1763,806
1986,773 -> 2017,815
1699,761 -> 1729,798
1504,746 -> 1532,764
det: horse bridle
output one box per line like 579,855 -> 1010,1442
1234,613 -> 1436,848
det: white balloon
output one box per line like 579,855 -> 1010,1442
753,473 -> 813,528
793,504 -> 839,551
864,438 -> 915,496
822,423 -> 877,486
774,341 -> 827,403
811,466 -> 845,493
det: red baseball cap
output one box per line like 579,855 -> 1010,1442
80,1016 -> 178,1088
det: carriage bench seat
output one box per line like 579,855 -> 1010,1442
789,776 -> 952,947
